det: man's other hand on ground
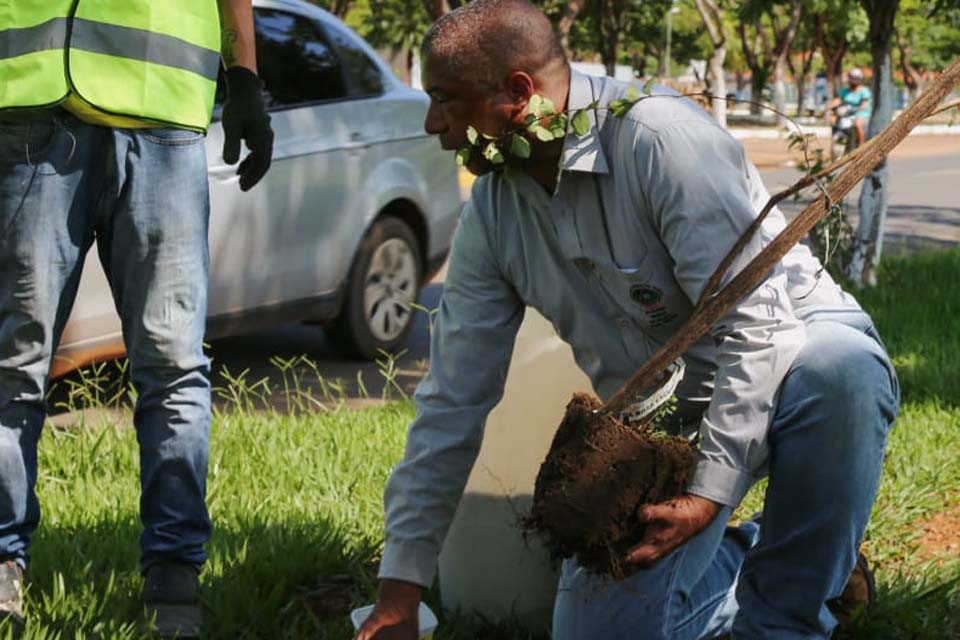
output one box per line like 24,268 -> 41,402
354,579 -> 423,640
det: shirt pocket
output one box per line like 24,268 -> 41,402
592,261 -> 691,336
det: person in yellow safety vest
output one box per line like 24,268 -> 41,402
0,1 -> 273,637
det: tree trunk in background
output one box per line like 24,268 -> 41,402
850,0 -> 899,287
332,0 -> 352,19
695,0 -> 728,127
815,13 -> 846,120
795,70 -> 806,117
739,22 -> 767,115
824,62 -> 837,115
770,0 -> 803,127
597,0 -> 626,77
422,0 -> 446,21
557,0 -> 586,61
896,29 -> 925,102
790,47 -> 815,117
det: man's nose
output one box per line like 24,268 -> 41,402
424,101 -> 446,135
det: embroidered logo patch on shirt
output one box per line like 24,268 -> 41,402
630,284 -> 678,327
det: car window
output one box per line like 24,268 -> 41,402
324,26 -> 384,98
253,8 -> 346,108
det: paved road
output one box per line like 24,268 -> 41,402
50,137 -> 960,414
762,143 -> 960,251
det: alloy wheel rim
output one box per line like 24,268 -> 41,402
363,237 -> 418,343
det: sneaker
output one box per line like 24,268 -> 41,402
829,551 -> 877,628
142,561 -> 202,639
0,560 -> 24,633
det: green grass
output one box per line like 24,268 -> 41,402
739,248 -> 960,639
8,248 -> 960,638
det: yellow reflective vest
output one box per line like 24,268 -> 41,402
0,1 -> 221,131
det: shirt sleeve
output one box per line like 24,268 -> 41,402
378,196 -> 525,587
634,119 -> 806,507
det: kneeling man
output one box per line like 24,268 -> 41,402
357,1 -> 899,638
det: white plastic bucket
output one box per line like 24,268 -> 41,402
349,602 -> 438,639
438,309 -> 592,632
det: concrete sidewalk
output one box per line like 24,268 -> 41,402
741,132 -> 960,168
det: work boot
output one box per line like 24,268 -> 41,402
142,561 -> 202,639
0,560 -> 24,634
829,551 -> 877,628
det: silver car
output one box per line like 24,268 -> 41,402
53,0 -> 460,376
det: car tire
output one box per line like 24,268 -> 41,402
328,216 -> 423,360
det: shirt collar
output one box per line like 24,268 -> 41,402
560,68 -> 610,175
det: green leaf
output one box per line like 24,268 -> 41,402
523,113 -> 539,127
456,146 -> 471,166
609,99 -> 630,117
571,109 -> 591,136
533,125 -> 555,142
483,141 -> 504,164
642,77 -> 655,95
539,96 -> 556,116
550,113 -> 568,135
528,95 -> 543,117
509,133 -> 531,159
625,84 -> 640,101
466,126 -> 479,145
585,100 -> 600,110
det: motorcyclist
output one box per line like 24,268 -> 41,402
830,68 -> 872,148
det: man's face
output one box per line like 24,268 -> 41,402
422,54 -> 517,175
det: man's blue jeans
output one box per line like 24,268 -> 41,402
0,109 -> 212,571
553,310 -> 899,639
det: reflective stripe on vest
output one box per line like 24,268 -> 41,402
0,2 -> 220,131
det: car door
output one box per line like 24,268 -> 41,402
206,5 -> 360,323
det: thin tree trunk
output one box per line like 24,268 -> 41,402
792,47 -> 815,117
557,0 -> 586,60
332,0 -> 352,19
852,0 -> 899,287
770,1 -> 803,127
739,21 -> 766,116
598,0 -> 625,77
422,0 -> 445,21
896,29 -> 925,101
814,14 -> 846,118
695,0 -> 728,127
708,44 -> 728,126
773,59 -> 788,123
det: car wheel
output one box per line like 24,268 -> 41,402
328,216 -> 423,359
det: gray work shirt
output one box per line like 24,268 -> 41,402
380,69 -> 862,587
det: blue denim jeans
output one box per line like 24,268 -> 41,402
0,109 -> 212,571
553,310 -> 899,639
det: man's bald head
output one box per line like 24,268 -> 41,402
422,0 -> 567,91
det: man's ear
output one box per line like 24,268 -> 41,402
505,71 -> 536,119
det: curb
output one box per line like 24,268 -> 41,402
729,123 -> 960,140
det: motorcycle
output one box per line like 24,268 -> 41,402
831,103 -> 858,159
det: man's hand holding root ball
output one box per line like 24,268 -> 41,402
625,494 -> 724,568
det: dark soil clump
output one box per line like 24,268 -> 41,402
524,393 -> 696,578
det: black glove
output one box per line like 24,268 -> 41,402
222,66 -> 274,192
